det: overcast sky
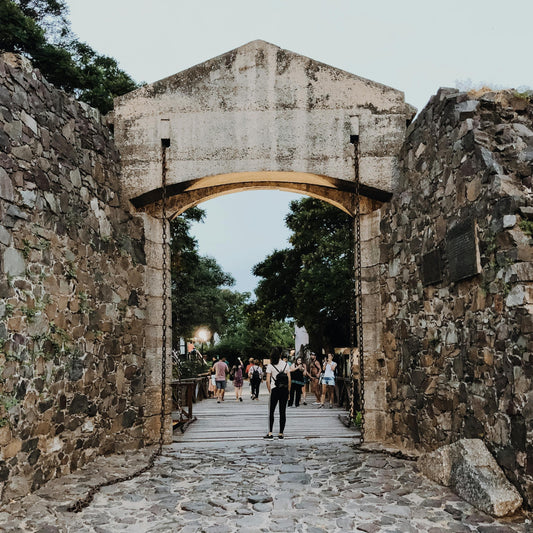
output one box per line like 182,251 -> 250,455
66,0 -> 532,294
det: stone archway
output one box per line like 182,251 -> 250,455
130,177 -> 387,444
130,171 -> 384,217
111,40 -> 415,443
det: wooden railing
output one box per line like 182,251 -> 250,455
171,372 -> 210,429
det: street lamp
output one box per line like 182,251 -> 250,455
195,327 -> 210,354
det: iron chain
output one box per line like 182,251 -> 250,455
160,142 -> 169,450
349,204 -> 356,423
353,139 -> 365,443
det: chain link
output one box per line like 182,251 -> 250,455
349,204 -> 356,423
353,138 -> 365,444
160,142 -> 169,449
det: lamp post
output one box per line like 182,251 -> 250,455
196,327 -> 210,355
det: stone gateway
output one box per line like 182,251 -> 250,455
0,41 -> 532,509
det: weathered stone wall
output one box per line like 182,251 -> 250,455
0,53 -> 149,500
380,88 -> 533,505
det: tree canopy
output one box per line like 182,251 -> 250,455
211,300 -> 294,362
170,208 -> 242,346
0,0 -> 138,113
253,197 -> 354,354
170,207 -> 294,364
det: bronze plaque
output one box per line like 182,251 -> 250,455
422,249 -> 443,286
446,218 -> 481,282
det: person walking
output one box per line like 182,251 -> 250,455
208,357 -> 217,398
245,358 -> 254,398
288,356 -> 306,408
245,358 -> 254,375
318,353 -> 337,408
301,355 -> 311,405
249,359 -> 263,400
264,347 -> 291,439
308,353 -> 322,404
213,356 -> 229,403
232,358 -> 244,402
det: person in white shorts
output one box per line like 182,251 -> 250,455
318,353 -> 337,408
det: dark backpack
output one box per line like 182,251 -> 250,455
251,367 -> 261,383
274,363 -> 289,389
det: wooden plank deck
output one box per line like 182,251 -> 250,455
173,382 -> 360,444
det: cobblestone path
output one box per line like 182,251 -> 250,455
0,392 -> 531,532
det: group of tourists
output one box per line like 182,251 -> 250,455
206,349 -> 338,440
207,355 -> 265,403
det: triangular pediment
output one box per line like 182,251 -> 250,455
113,40 -> 415,203
117,40 -> 412,115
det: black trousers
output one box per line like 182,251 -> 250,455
269,386 -> 289,434
251,379 -> 261,398
288,383 -> 302,407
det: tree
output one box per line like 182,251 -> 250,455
0,0 -> 137,113
170,208 -> 244,347
253,197 -> 354,354
69,41 -> 138,114
7,0 -> 70,41
173,255 -> 237,341
210,300 -> 294,363
253,248 -> 298,321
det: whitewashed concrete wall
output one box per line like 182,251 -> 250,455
113,40 -> 414,205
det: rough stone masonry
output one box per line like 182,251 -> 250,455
0,53 -> 150,501
379,87 -> 533,506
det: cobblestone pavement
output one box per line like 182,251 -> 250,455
1,439 -> 531,532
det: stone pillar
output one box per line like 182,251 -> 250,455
140,213 -> 173,444
359,209 -> 388,442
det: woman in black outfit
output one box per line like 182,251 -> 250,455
288,356 -> 306,407
248,358 -> 263,400
264,347 -> 291,439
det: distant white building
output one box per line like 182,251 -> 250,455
294,325 -> 309,355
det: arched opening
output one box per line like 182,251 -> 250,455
130,171 -> 385,219
168,187 -> 361,440
134,175 -> 385,444
111,40 -> 413,449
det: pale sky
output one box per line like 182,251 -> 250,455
66,0 -> 532,294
